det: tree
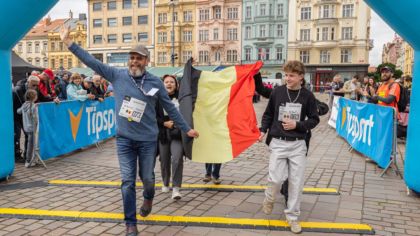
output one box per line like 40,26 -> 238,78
374,63 -> 403,81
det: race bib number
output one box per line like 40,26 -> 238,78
278,103 -> 302,122
119,96 -> 146,122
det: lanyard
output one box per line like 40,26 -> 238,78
129,73 -> 147,95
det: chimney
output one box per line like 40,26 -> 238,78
79,13 -> 87,21
69,10 -> 73,19
45,16 -> 51,25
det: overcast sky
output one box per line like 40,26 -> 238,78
46,0 -> 395,66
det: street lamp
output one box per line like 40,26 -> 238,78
169,0 -> 178,67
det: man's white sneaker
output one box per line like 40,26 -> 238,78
172,187 -> 182,200
161,186 -> 170,193
262,198 -> 273,215
287,220 -> 302,234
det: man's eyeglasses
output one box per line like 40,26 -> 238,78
130,55 -> 146,61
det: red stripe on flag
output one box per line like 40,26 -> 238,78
227,61 -> 263,158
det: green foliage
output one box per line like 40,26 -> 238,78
373,63 -> 402,80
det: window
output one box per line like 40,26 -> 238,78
18,43 -> 22,53
215,51 -> 221,62
108,18 -> 117,27
245,48 -> 251,61
138,0 -> 148,8
257,48 -> 263,60
277,4 -> 284,16
300,29 -> 310,41
93,19 -> 102,27
342,4 -> 354,18
108,34 -> 117,43
264,48 -> 270,60
59,59 -> 64,67
227,50 -> 238,62
322,27 -> 328,41
214,6 -> 221,19
43,42 -> 47,52
35,42 -> 40,53
260,4 -> 266,16
213,28 -> 219,40
107,1 -> 116,10
227,8 -> 238,19
43,58 -> 48,67
50,59 -> 54,68
246,6 -> 252,18
138,15 -> 148,24
182,51 -> 192,63
199,51 -> 209,63
276,48 -> 283,61
122,33 -> 132,43
316,28 -> 320,40
28,58 -> 33,64
123,0 -> 132,9
93,35 -> 102,44
342,27 -> 353,40
341,49 -> 352,63
158,13 -> 167,24
93,2 -> 101,11
27,42 -> 32,53
199,30 -> 209,41
300,51 -> 309,63
199,9 -> 209,21
227,28 -> 237,41
259,25 -> 266,37
320,50 -> 330,64
301,7 -> 311,20
277,24 -> 283,37
50,42 -> 55,51
183,31 -> 192,42
158,52 -> 167,64
138,32 -> 148,42
158,32 -> 167,43
245,26 -> 251,39
123,17 -> 132,26
319,5 -> 335,18
173,12 -> 178,22
331,27 -> 335,40
59,42 -> 64,51
183,11 -> 192,22
35,58 -> 40,67
68,58 -> 72,69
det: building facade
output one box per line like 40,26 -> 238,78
48,15 -> 87,70
195,0 -> 242,66
404,41 -> 414,76
14,16 -> 65,68
288,0 -> 372,89
381,34 -> 403,66
87,0 -> 154,66
154,0 -> 196,67
242,0 -> 288,81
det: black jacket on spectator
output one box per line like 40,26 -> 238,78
89,85 -> 105,100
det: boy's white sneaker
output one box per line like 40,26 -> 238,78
172,187 -> 182,200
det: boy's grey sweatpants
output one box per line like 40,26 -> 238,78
265,138 -> 307,221
159,138 -> 184,188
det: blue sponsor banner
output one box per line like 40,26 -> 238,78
335,98 -> 394,168
38,97 -> 116,160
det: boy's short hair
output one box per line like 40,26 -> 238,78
283,60 -> 305,75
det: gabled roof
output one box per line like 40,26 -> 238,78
26,18 -> 66,38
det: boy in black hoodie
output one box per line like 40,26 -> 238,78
259,61 -> 319,234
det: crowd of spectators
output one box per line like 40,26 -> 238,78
12,69 -> 114,165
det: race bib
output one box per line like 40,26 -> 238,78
278,103 -> 302,122
118,96 -> 146,122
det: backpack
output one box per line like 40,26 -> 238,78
316,99 -> 329,116
389,82 -> 409,112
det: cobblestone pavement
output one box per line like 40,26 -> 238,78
0,94 -> 417,236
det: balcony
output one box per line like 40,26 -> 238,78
314,17 -> 339,25
241,59 -> 285,65
313,40 -> 338,48
339,39 -> 356,47
253,37 -> 275,45
206,40 -> 225,47
254,15 -> 276,23
314,0 -> 340,6
296,40 -> 313,47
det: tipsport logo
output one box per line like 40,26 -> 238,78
68,105 -> 115,142
340,106 -> 375,146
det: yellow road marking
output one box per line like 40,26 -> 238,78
48,180 -> 338,194
0,208 -> 373,233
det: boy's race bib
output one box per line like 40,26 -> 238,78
278,103 -> 302,122
119,96 -> 146,122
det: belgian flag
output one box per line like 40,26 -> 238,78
179,59 -> 263,163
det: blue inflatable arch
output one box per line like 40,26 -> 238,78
0,0 -> 58,179
364,0 -> 420,192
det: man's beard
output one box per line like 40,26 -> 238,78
129,67 -> 144,77
381,75 -> 391,82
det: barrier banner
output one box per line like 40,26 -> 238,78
335,98 -> 393,168
38,98 -> 116,160
328,96 -> 340,128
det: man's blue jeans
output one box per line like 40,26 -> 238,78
116,136 -> 157,226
